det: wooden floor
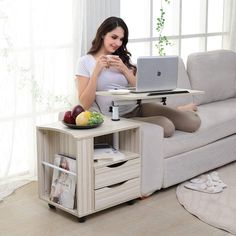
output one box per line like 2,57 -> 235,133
0,181 -> 232,236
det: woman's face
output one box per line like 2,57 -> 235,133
61,160 -> 67,169
103,26 -> 124,54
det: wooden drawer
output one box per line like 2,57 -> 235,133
94,158 -> 140,189
95,178 -> 140,210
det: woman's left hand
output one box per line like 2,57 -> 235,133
108,55 -> 136,87
108,56 -> 127,73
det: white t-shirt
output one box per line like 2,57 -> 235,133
75,54 -> 136,116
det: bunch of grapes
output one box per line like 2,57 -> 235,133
87,112 -> 104,126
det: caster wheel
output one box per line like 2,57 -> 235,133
127,199 -> 136,205
78,217 -> 86,223
48,203 -> 56,209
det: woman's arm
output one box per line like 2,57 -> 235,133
77,55 -> 108,110
76,75 -> 94,110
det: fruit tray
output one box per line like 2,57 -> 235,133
62,121 -> 103,129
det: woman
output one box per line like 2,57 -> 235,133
75,16 -> 200,137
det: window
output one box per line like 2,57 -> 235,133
120,0 -> 230,63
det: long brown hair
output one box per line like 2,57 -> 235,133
88,16 -> 136,73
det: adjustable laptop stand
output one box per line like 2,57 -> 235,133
96,88 -> 204,120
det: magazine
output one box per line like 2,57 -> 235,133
94,148 -> 125,161
49,154 -> 76,209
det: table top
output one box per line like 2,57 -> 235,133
96,88 -> 204,101
37,117 -> 140,140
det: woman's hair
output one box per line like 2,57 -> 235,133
88,16 -> 136,73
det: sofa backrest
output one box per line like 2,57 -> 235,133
166,57 -> 193,108
187,50 -> 236,105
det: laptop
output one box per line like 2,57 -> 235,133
131,56 -> 179,94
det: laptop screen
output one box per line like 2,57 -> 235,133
135,56 -> 179,93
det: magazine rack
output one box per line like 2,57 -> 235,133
36,117 -> 140,222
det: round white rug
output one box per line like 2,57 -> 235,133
176,162 -> 236,235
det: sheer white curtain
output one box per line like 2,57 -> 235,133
0,0 -> 120,201
73,0 -> 87,66
0,0 -> 76,201
228,0 -> 236,51
223,0 -> 236,51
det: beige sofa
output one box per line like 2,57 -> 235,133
140,50 -> 236,196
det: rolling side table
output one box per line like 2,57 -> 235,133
36,117 -> 141,222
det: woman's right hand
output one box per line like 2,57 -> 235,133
94,55 -> 109,74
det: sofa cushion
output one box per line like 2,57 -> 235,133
187,50 -> 236,105
167,58 -> 193,108
163,98 -> 236,158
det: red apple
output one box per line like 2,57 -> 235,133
63,111 -> 75,124
71,105 -> 84,119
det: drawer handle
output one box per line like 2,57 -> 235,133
107,181 -> 127,188
107,161 -> 127,168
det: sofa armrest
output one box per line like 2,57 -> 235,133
133,121 -> 164,196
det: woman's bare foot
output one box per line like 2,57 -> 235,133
177,103 -> 198,112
